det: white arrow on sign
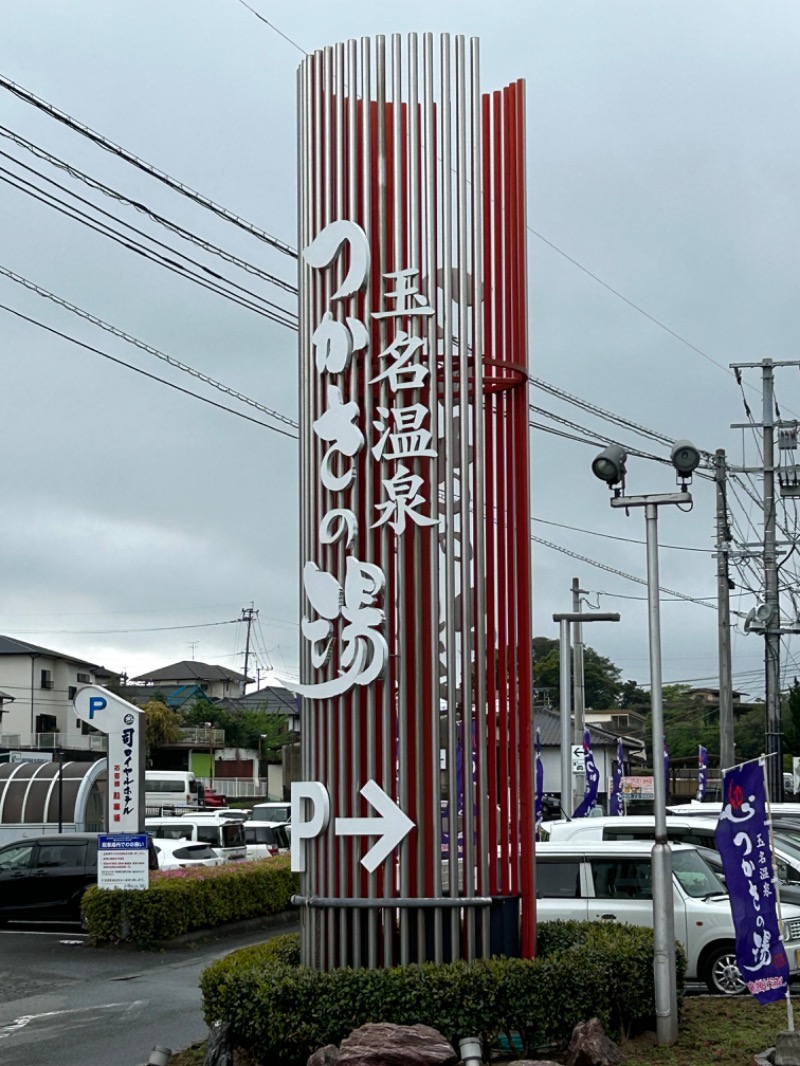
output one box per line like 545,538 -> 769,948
334,778 -> 414,873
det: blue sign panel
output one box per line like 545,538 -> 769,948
99,833 -> 148,851
715,759 -> 790,1004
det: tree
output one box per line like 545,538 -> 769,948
180,698 -> 289,757
531,636 -> 622,708
142,699 -> 184,754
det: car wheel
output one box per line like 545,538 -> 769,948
704,945 -> 746,995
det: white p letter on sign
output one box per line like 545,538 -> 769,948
291,782 -> 330,872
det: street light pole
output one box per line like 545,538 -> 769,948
593,439 -> 700,1048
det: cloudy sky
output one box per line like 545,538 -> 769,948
0,1 -> 797,701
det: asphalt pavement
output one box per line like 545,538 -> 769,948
0,917 -> 298,1066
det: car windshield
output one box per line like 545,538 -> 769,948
672,848 -> 727,898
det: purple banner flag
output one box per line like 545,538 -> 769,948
664,738 -> 669,791
573,729 -> 600,818
715,759 -> 790,1005
535,728 -> 544,840
610,736 -> 624,816
697,745 -> 708,802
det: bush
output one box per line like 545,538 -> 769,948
201,921 -> 682,1065
82,856 -> 297,944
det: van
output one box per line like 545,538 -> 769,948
0,833 -> 158,923
543,815 -> 800,885
144,815 -> 247,862
145,771 -> 200,811
536,840 -> 800,994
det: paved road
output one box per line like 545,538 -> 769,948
0,918 -> 298,1066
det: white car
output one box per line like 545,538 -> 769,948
542,814 -> 800,885
251,802 -> 291,824
152,838 -> 223,870
535,840 -> 800,995
242,821 -> 290,860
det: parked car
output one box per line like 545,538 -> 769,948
542,815 -> 800,884
251,802 -> 291,824
0,833 -> 158,924
151,838 -> 223,871
144,815 -> 247,862
200,785 -> 227,808
535,840 -> 800,995
242,821 -> 290,860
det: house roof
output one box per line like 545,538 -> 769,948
0,634 -> 103,671
533,706 -> 640,750
129,660 -> 251,684
216,685 -> 300,716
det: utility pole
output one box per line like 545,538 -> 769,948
572,578 -> 587,812
553,607 -> 620,815
240,603 -> 258,695
762,361 -> 783,802
714,449 -> 735,771
729,357 -> 800,803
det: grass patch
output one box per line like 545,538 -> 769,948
175,997 -> 792,1066
620,996 -> 791,1065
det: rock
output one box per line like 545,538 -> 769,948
564,1018 -> 625,1066
307,1045 -> 340,1066
204,1021 -> 233,1066
336,1022 -> 458,1065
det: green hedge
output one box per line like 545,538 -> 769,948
82,856 -> 297,944
201,921 -> 684,1065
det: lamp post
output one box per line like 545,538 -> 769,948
591,438 -> 700,1047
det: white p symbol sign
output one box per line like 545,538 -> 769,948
290,782 -> 330,872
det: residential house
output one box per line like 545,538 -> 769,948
0,635 -> 115,754
128,661 -> 251,701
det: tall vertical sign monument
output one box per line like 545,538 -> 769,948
286,33 -> 532,969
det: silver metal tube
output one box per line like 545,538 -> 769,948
559,617 -> 572,814
360,33 -> 379,972
645,503 -> 678,1045
422,31 -> 444,962
455,33 -> 475,960
571,578 -> 585,813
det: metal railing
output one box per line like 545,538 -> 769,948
198,776 -> 266,799
179,727 -> 226,745
0,731 -> 107,752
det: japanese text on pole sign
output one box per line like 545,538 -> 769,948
289,220 -> 439,700
714,759 -> 790,1004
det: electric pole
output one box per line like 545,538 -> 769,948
762,361 -> 783,802
714,449 -> 735,770
240,603 -> 258,695
571,578 -> 587,812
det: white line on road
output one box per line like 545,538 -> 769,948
0,1001 -> 145,1040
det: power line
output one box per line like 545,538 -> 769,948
234,0 -> 307,53
531,534 -> 722,611
0,300 -> 299,439
532,516 -> 712,553
0,74 -> 297,259
0,164 -> 296,328
0,123 -> 298,296
0,264 -> 299,430
0,146 -> 297,323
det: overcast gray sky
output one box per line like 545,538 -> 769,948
0,1 -> 797,700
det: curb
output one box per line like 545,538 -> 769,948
89,909 -> 299,950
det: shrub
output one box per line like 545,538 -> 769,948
201,921 -> 681,1066
82,856 -> 297,944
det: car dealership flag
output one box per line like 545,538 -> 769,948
697,745 -> 708,802
573,729 -> 600,818
664,737 -> 669,791
535,728 -> 544,840
715,757 -> 790,1006
610,736 -> 624,816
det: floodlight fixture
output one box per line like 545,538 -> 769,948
670,440 -> 701,478
591,444 -> 627,486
